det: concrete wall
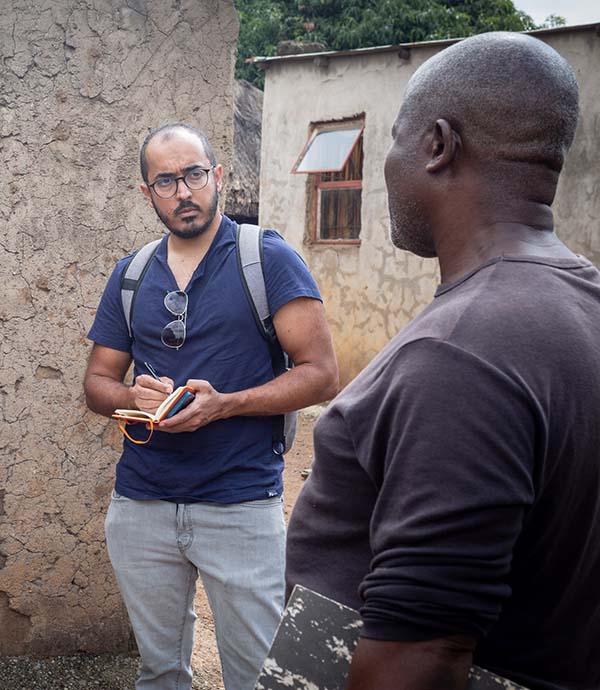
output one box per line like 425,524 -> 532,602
0,0 -> 238,655
550,29 -> 600,259
259,26 -> 600,386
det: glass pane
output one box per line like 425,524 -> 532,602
319,187 -> 361,240
296,128 -> 362,173
320,134 -> 363,182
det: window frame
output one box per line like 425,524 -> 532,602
291,125 -> 364,175
296,118 -> 365,246
314,178 -> 362,245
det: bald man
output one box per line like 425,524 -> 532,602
286,32 -> 600,690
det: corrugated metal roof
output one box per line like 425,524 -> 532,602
249,22 -> 600,67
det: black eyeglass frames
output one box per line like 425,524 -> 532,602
161,290 -> 188,349
148,166 -> 215,199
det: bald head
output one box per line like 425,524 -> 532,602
402,32 -> 579,173
140,122 -> 216,183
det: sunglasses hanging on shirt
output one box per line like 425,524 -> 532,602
161,290 -> 188,349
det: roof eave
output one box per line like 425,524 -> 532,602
249,21 -> 600,68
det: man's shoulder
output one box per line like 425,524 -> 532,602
260,229 -> 309,267
115,249 -> 139,271
97,251 -> 139,296
261,228 -> 292,249
114,235 -> 168,275
384,254 -> 600,378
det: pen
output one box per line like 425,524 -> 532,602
144,361 -> 160,381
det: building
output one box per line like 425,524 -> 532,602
256,24 -> 600,385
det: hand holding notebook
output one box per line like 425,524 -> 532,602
113,385 -> 196,423
112,363 -> 196,444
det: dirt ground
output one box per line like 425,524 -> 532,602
190,409 -> 317,690
0,412 -> 318,690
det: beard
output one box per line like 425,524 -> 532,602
388,197 -> 437,258
152,188 -> 219,240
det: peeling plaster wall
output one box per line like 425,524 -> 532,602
0,0 -> 238,655
259,27 -> 600,386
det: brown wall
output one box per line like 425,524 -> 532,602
0,0 -> 238,655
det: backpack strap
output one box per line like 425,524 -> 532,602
236,224 -> 287,371
236,223 -> 275,340
120,238 -> 161,338
236,223 -> 294,455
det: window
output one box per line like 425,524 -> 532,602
292,119 -> 364,244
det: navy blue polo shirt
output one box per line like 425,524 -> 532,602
88,215 -> 321,503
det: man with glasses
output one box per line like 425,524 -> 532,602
83,122 -> 338,690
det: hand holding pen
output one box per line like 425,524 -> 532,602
130,362 -> 174,414
143,361 -> 162,382
142,361 -> 174,393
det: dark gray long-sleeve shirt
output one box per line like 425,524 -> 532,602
286,254 -> 600,690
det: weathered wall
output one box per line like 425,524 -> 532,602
259,26 -> 600,386
225,79 -> 263,223
0,0 -> 238,655
548,29 -> 600,260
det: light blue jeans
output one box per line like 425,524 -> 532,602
105,491 -> 286,690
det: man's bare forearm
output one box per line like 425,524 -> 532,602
345,636 -> 476,690
221,360 -> 339,418
84,373 -> 136,418
158,360 -> 338,433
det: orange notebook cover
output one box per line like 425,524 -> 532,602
112,386 -> 195,444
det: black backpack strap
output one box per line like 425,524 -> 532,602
120,239 -> 161,338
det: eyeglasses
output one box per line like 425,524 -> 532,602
161,290 -> 187,349
148,166 -> 215,199
115,416 -> 156,445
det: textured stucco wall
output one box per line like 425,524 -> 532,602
0,0 -> 238,655
259,27 -> 600,386
225,79 -> 263,222
547,30 -> 600,262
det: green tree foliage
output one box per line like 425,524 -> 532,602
542,13 -> 567,27
235,0 -> 563,88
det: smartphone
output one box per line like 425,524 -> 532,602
165,390 -> 196,418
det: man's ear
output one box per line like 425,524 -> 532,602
426,119 -> 461,173
214,163 -> 224,193
140,183 -> 152,204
